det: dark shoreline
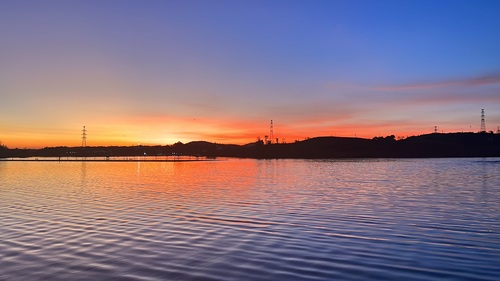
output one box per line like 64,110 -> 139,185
0,158 -> 216,162
1,132 -> 500,159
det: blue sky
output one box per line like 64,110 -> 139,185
1,0 -> 500,147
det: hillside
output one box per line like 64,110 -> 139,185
1,132 -> 499,159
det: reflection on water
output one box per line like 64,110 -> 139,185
1,158 -> 499,281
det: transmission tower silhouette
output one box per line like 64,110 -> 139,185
269,120 -> 274,144
82,126 -> 87,147
480,109 -> 486,132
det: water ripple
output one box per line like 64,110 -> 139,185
1,159 -> 500,280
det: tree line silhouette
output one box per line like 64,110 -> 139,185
1,132 -> 499,159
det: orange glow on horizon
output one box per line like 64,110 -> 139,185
0,104 -> 482,149
1,117 -> 449,149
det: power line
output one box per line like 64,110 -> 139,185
269,120 -> 274,144
480,109 -> 486,132
82,126 -> 87,147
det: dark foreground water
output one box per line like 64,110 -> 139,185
1,158 -> 499,281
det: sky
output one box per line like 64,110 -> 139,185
1,0 -> 500,148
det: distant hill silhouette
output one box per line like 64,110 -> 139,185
1,132 -> 499,159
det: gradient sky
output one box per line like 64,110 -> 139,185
1,0 -> 500,148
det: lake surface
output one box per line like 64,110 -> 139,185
1,158 -> 499,280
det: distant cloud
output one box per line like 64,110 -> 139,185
401,89 -> 500,105
342,72 -> 500,110
374,73 -> 500,91
267,100 -> 357,125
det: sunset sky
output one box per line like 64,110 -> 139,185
1,0 -> 500,148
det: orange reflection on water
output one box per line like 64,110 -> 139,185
77,160 -> 264,216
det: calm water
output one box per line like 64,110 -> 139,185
1,158 -> 499,281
